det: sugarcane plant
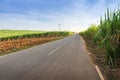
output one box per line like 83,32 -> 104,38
95,8 -> 120,66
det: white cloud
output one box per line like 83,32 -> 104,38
0,0 -> 120,32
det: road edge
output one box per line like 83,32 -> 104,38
79,35 -> 106,80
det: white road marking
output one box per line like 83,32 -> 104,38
95,65 -> 105,80
48,47 -> 61,55
88,53 -> 91,55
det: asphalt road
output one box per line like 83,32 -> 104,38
0,34 -> 100,80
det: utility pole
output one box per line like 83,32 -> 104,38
58,24 -> 61,31
68,26 -> 70,31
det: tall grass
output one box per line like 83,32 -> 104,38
80,7 -> 120,66
81,24 -> 98,41
95,8 -> 120,66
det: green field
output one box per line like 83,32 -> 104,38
0,30 -> 45,38
0,30 -> 73,41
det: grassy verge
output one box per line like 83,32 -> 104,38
80,34 -> 120,80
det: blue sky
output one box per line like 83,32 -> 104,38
0,0 -> 119,32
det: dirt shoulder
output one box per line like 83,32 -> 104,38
81,36 -> 120,80
0,37 -> 63,56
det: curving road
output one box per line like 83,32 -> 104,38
0,34 -> 100,80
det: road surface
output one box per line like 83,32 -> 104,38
0,34 -> 100,80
